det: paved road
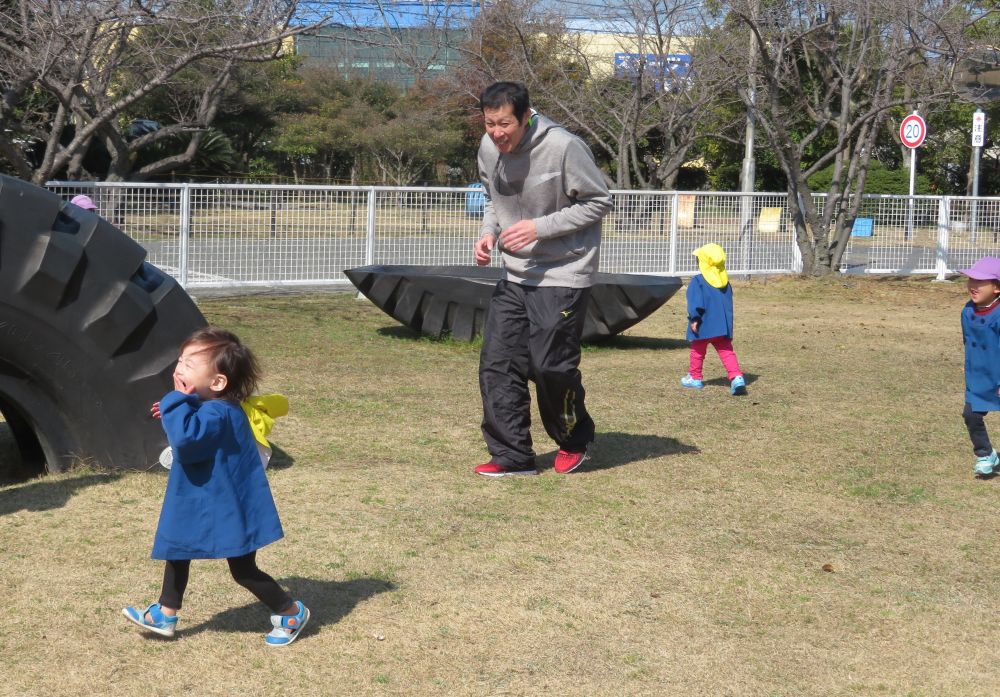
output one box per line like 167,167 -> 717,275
143,236 -> 802,286
140,234 -> 948,288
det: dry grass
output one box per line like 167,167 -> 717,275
1,276 -> 997,696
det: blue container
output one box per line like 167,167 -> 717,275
851,217 -> 874,237
465,183 -> 485,217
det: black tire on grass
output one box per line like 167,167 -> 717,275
0,175 -> 206,472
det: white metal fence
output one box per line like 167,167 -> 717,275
45,182 -> 1000,289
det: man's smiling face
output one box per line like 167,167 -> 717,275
484,103 -> 529,154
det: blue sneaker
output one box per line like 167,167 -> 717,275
731,375 -> 748,396
122,602 -> 177,637
680,374 -> 703,389
974,450 -> 999,476
265,600 -> 310,647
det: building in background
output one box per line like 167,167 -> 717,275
295,25 -> 469,89
293,2 -> 693,90
294,1 -> 479,89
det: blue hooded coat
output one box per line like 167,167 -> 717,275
151,391 -> 284,560
686,274 -> 734,342
962,301 -> 1000,412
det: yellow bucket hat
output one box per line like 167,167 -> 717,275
692,243 -> 728,289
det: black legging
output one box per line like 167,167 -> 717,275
963,402 -> 995,457
158,551 -> 292,614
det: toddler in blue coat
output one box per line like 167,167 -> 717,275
123,327 -> 309,646
681,243 -> 747,395
959,257 -> 1000,476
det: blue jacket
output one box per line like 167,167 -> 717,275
962,301 -> 1000,412
686,274 -> 734,341
152,391 -> 284,560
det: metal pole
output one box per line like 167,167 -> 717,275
971,144 -> 981,244
668,192 -> 679,274
906,151 -> 916,241
935,196 -> 950,282
356,187 -> 378,301
365,187 -> 376,266
270,190 -> 278,237
178,183 -> 191,288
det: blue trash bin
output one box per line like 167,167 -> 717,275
851,217 -> 873,237
465,183 -> 485,217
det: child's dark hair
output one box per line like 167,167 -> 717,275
181,326 -> 259,403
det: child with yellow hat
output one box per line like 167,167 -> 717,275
680,243 -> 747,395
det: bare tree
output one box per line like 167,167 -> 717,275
551,0 -> 739,190
0,1 -> 328,183
722,0 -> 997,274
456,0 -> 737,189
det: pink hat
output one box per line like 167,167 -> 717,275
960,256 -> 1000,281
70,194 -> 98,211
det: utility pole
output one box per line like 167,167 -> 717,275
971,108 -> 986,242
738,1 -> 758,274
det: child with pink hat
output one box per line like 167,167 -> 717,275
959,256 -> 1000,476
70,194 -> 98,211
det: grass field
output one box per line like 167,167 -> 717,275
1,276 -> 998,696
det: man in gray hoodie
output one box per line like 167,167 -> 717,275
473,81 -> 612,477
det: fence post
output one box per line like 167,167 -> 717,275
791,227 -> 803,274
668,192 -> 679,274
738,192 -> 752,275
365,187 -> 376,266
178,183 -> 191,288
935,196 -> 950,281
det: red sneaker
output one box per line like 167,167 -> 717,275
553,449 -> 589,474
474,461 -> 539,477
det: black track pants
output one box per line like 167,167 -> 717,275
479,280 -> 595,467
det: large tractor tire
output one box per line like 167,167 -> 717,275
0,175 -> 206,473
345,264 -> 683,343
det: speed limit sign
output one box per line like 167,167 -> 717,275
900,113 -> 927,149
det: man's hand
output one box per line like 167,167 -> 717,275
150,401 -> 161,419
500,219 -> 538,252
474,233 -> 496,266
690,320 -> 700,333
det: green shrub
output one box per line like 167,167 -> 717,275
807,161 -> 932,195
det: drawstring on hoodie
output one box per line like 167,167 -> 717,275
491,108 -> 541,246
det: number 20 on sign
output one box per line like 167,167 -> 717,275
900,113 -> 927,149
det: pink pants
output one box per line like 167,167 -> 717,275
689,337 -> 742,381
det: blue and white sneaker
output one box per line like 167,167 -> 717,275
680,374 -> 703,389
974,450 -> 999,476
122,602 -> 177,637
265,600 -> 310,647
731,375 -> 748,396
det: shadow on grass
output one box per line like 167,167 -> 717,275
177,576 -> 395,639
537,431 -> 699,473
267,444 -> 295,471
586,335 -> 689,351
0,472 -> 122,516
376,325 -> 481,348
702,372 -> 760,388
376,325 -> 689,352
376,325 -> 423,340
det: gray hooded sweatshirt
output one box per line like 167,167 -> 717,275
478,113 -> 612,288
